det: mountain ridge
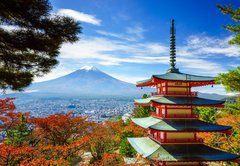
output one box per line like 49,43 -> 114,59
25,66 -> 144,97
2,66 -> 230,99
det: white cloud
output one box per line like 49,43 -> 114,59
59,34 -> 227,75
57,9 -> 101,25
109,74 -> 148,84
127,26 -> 146,40
96,25 -> 146,41
181,35 -> 240,57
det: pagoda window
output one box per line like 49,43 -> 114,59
154,132 -> 157,138
160,132 -> 164,140
163,87 -> 166,92
162,108 -> 165,117
156,107 -> 159,114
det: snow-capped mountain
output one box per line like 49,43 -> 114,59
25,66 -> 145,97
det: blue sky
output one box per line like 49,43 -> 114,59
36,0 -> 240,95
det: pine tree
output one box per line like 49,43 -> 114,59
0,0 -> 81,91
217,4 -> 240,45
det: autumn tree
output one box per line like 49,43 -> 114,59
31,113 -> 92,145
87,124 -> 117,163
0,112 -> 92,165
0,0 -> 81,91
91,153 -> 124,166
0,98 -> 16,131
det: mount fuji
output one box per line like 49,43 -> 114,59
24,66 -> 145,97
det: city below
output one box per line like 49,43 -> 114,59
14,97 -> 134,123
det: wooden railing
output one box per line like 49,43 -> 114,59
149,135 -> 203,143
150,112 -> 199,119
151,91 -> 198,97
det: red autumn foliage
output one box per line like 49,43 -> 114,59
30,113 -> 94,145
91,153 -> 124,166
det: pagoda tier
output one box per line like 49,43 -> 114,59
128,137 -> 239,163
134,96 -> 224,107
136,72 -> 215,88
132,117 -> 231,132
131,117 -> 231,144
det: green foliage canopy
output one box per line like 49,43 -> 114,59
0,0 -> 81,91
216,66 -> 240,93
119,131 -> 136,157
217,4 -> 240,45
194,107 -> 218,123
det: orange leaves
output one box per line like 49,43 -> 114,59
0,98 -> 16,131
124,122 -> 146,137
216,116 -> 240,130
20,158 -> 68,166
0,98 -> 16,113
91,153 -> 124,166
0,135 -> 91,165
30,113 -> 92,145
0,144 -> 35,165
198,115 -> 240,155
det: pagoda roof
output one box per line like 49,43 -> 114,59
136,72 -> 215,87
128,137 -> 239,161
131,117 -> 231,132
134,96 -> 224,107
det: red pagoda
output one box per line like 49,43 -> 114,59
128,20 -> 239,166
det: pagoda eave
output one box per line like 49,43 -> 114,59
128,137 -> 239,162
136,77 -> 215,88
134,101 -> 225,108
149,128 -> 232,133
132,117 -> 232,133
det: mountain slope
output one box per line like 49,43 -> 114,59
27,66 -> 144,96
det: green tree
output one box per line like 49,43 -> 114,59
0,0 -> 81,91
194,107 -> 218,123
119,131 -> 136,157
217,4 -> 240,45
133,106 -> 150,118
216,67 -> 240,93
133,94 -> 152,118
5,114 -> 31,146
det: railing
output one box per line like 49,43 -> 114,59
150,112 -> 199,119
149,135 -> 203,143
151,91 -> 198,97
162,114 -> 199,118
150,112 -> 159,117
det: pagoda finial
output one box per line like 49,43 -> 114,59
168,19 -> 179,73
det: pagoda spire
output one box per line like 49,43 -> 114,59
168,19 -> 179,73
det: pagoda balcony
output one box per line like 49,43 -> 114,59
149,135 -> 203,144
151,112 -> 199,119
151,91 -> 198,97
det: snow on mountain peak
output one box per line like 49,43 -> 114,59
80,65 -> 97,71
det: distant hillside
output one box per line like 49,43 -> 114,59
197,92 -> 227,100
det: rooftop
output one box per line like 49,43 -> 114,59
134,96 -> 224,106
136,72 -> 215,86
131,117 -> 231,132
128,137 -> 239,161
